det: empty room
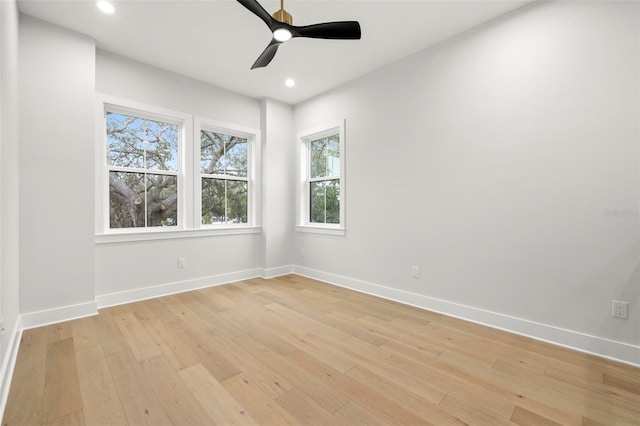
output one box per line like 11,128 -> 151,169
0,0 -> 639,424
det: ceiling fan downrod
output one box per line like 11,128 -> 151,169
273,0 -> 292,24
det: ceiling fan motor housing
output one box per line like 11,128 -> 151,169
273,8 -> 292,24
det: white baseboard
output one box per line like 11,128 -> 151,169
293,265 -> 640,367
0,317 -> 23,425
0,316 -> 23,424
262,265 -> 294,279
96,268 -> 264,309
21,301 -> 98,330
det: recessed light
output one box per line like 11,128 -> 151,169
97,1 -> 115,14
285,78 -> 295,88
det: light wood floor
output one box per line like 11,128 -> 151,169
3,275 -> 640,425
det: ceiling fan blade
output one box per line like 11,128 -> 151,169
237,0 -> 274,29
251,39 -> 281,69
293,21 -> 361,40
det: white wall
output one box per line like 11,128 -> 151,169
94,52 -> 267,304
19,16 -> 96,318
96,51 -> 261,129
0,0 -> 21,406
261,98 -> 295,275
294,1 -> 639,361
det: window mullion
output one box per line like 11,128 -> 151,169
143,173 -> 148,228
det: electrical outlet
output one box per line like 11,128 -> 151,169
411,266 -> 420,279
300,248 -> 305,257
177,257 -> 186,269
611,300 -> 628,319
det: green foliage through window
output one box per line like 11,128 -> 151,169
201,130 -> 249,225
309,135 -> 340,224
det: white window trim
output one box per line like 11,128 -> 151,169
95,94 -> 261,243
194,116 -> 261,230
96,95 -> 192,235
296,120 -> 346,236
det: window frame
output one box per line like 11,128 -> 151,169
194,116 -> 260,230
97,98 -> 191,235
296,120 -> 346,236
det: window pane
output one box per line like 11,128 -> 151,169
201,131 -> 248,177
201,130 -> 224,174
106,112 -> 178,171
227,180 -> 248,224
310,179 -> 340,224
109,171 -> 145,228
310,135 -> 340,178
201,178 -> 248,225
146,174 -> 177,227
202,178 -> 226,224
109,172 -> 177,228
226,139 -> 248,177
310,139 -> 327,179
325,136 -> 340,177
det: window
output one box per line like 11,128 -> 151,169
105,108 -> 183,229
195,117 -> 259,230
200,130 -> 248,225
297,121 -> 345,235
96,96 -> 261,241
309,135 -> 340,224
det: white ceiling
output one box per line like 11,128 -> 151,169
18,0 -> 533,104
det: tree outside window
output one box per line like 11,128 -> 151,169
309,135 -> 340,224
106,112 -> 179,228
200,130 -> 249,225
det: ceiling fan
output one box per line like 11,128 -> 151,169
237,0 -> 361,69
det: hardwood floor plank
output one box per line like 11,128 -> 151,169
330,371 -> 434,425
138,298 -> 181,326
511,405 -> 562,426
201,329 -> 293,398
158,295 -> 212,331
43,410 -> 85,426
232,333 -> 350,414
439,393 -> 517,426
164,321 -> 241,381
132,303 -> 184,372
602,372 -> 640,396
43,322 -> 74,343
492,359 -> 640,423
70,317 -> 98,351
75,344 -> 128,425
276,388 -> 343,425
139,355 -> 214,425
92,308 -> 129,356
333,401 -> 387,426
42,339 -> 83,424
113,312 -> 162,362
105,349 -> 173,426
3,330 -> 48,425
346,365 -> 455,420
546,366 -> 640,410
178,363 -> 259,425
307,331 -> 463,399
222,374 -> 300,426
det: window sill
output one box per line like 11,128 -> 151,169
95,226 -> 261,244
295,226 -> 346,236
